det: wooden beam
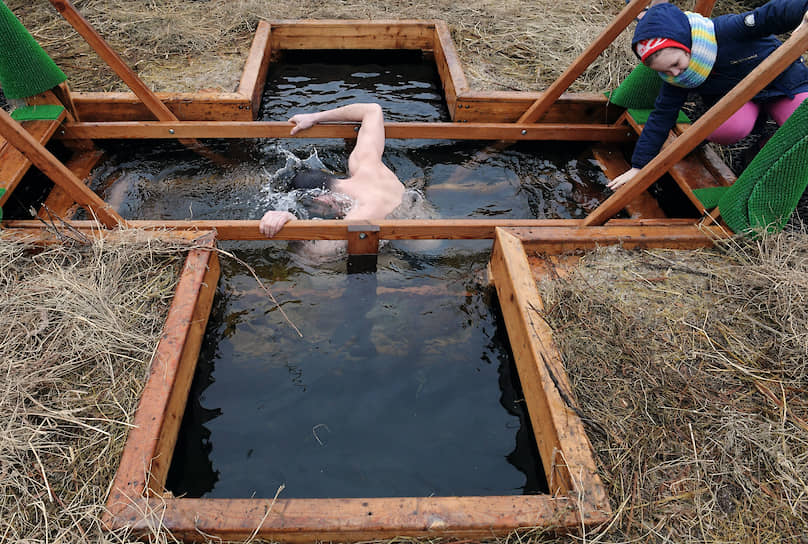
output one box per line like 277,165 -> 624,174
453,92 -> 623,124
0,108 -> 124,227
150,248 -> 219,492
584,24 -> 808,226
38,147 -> 106,219
26,89 -> 76,122
71,92 -> 252,122
104,244 -> 218,520
489,228 -> 610,510
58,120 -> 634,142
433,21 -> 468,116
4,218 -> 581,240
237,21 -> 273,117
509,225 -> 726,253
111,495 -> 582,542
0,115 -> 66,206
518,0 -> 649,123
622,115 -> 731,215
268,20 -> 436,50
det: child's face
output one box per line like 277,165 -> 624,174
647,48 -> 691,78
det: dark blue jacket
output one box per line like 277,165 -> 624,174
630,0 -> 808,168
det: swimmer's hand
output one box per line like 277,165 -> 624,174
259,210 -> 295,237
289,113 -> 320,135
607,167 -> 641,190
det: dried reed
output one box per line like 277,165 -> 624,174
536,229 -> 808,542
0,231 -> 190,543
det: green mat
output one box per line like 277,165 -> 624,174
607,64 -> 662,109
693,99 -> 808,234
10,104 -> 65,121
0,1 -> 66,99
0,188 -> 5,222
627,107 -> 691,125
607,64 -> 691,124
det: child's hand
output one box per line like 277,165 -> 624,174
607,167 -> 641,190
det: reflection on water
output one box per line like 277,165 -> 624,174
166,242 -> 547,498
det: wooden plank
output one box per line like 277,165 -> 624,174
433,21 -> 468,116
104,244 -> 219,519
518,0 -> 649,123
584,23 -> 808,226
509,225 -> 726,254
454,92 -> 624,123
591,144 -> 667,219
58,120 -> 635,142
150,248 -> 219,492
0,115 -> 66,207
1,228 -> 209,243
489,228 -> 611,512
346,224 -> 380,255
71,92 -> 252,121
38,147 -> 106,219
623,116 -> 733,215
70,91 -> 620,124
0,108 -> 124,227
237,21 -> 273,117
108,495 -> 582,542
4,218 -> 581,240
269,20 -> 435,50
697,142 -> 737,188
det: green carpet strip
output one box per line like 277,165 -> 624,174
0,1 -> 66,99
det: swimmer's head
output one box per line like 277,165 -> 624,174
290,168 -> 338,191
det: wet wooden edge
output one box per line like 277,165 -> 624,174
490,228 -> 611,517
56,120 -> 635,141
237,20 -> 272,117
4,218 -> 711,242
267,19 -> 436,51
433,20 -> 468,116
0,115 -> 67,206
507,224 -> 729,253
103,236 -> 219,526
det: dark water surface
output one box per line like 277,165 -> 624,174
88,50 -> 609,222
91,51 -> 609,498
166,244 -> 547,498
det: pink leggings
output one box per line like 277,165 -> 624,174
707,92 -> 808,145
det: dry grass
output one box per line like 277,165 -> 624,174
536,230 -> 808,542
0,230 -> 190,543
3,1 -> 805,543
6,0 -> 642,94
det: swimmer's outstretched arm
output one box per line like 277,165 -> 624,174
289,103 -> 386,173
259,210 -> 295,238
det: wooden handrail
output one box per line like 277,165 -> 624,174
0,108 -> 125,228
517,0 -> 649,124
583,23 -> 808,226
